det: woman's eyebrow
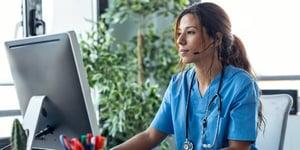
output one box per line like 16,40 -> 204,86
178,26 -> 200,31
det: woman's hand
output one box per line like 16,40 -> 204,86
111,127 -> 167,150
221,140 -> 251,150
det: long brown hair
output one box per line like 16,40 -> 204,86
174,2 -> 265,130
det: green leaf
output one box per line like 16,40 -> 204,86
11,119 -> 27,150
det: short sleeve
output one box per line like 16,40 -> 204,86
150,77 -> 174,134
228,80 -> 259,142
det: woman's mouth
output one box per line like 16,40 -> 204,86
180,48 -> 189,52
180,49 -> 189,55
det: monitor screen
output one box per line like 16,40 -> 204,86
4,31 -> 99,149
261,89 -> 298,115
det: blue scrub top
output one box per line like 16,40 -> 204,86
151,65 -> 259,150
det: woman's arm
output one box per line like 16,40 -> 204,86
221,140 -> 251,150
111,127 -> 167,150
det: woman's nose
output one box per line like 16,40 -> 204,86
177,34 -> 186,45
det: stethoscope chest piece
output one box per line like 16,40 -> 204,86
183,139 -> 194,150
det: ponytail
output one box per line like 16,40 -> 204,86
226,34 -> 266,130
226,35 -> 252,75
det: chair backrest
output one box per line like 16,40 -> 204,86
256,94 -> 293,150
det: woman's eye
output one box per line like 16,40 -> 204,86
177,32 -> 182,36
187,31 -> 196,34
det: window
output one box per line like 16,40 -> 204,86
202,0 -> 300,92
202,0 -> 300,75
0,0 -> 22,138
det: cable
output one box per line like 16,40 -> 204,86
0,125 -> 55,150
0,143 -> 11,150
35,125 -> 55,139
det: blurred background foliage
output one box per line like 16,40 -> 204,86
80,0 -> 188,149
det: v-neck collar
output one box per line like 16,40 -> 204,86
193,67 -> 224,98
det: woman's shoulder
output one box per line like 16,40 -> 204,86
224,65 -> 259,104
225,65 -> 255,85
171,67 -> 194,83
165,68 -> 195,92
163,68 -> 194,98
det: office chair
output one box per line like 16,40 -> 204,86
256,94 -> 293,150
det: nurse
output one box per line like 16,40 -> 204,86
112,2 -> 264,150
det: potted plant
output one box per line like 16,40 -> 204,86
10,119 -> 28,150
80,0 -> 188,149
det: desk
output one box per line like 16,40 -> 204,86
284,115 -> 300,150
0,137 -> 10,149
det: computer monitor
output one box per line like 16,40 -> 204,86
261,89 -> 298,115
4,31 -> 99,149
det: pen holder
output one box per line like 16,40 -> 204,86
59,133 -> 106,150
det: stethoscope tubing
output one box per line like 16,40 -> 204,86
184,68 -> 224,149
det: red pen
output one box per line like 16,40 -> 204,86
91,135 -> 106,150
70,138 -> 84,150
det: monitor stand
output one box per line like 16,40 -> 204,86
22,96 -> 47,150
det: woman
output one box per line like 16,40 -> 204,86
112,2 -> 263,150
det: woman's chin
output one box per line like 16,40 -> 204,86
182,60 -> 193,64
181,57 -> 195,64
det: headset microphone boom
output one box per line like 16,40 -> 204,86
193,40 -> 216,55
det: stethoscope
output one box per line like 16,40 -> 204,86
183,68 -> 224,150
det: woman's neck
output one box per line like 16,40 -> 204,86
194,55 -> 223,96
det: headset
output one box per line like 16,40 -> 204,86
183,68 -> 224,150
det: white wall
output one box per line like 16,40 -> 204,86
42,0 -> 96,35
